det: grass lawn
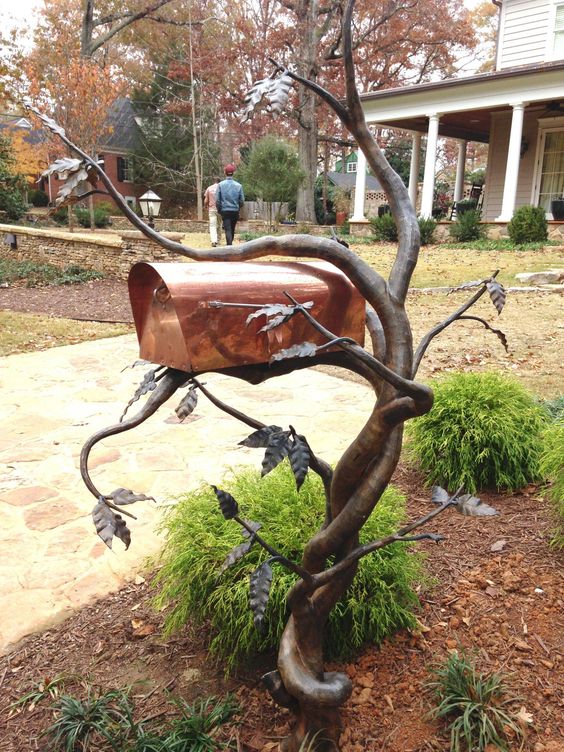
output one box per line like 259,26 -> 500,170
0,311 -> 131,356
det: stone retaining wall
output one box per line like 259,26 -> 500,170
0,225 -> 187,280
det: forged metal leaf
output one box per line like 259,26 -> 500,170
211,485 -> 239,519
486,279 -> 507,314
241,520 -> 262,539
270,342 -> 318,363
239,425 -> 283,448
108,488 -> 155,505
121,359 -> 152,371
241,73 -> 293,122
246,301 -> 313,327
41,157 -> 83,180
120,369 -> 158,421
24,103 -> 66,138
92,501 -> 131,549
477,320 -> 509,352
261,431 -> 291,477
451,279 -> 483,292
431,485 -> 451,504
175,388 -> 198,421
55,167 -> 90,206
289,434 -> 310,490
219,537 -> 256,575
249,562 -> 273,631
457,493 -> 499,516
258,313 -> 296,333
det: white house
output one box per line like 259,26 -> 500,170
351,0 -> 564,231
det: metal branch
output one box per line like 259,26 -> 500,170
412,271 -> 500,376
191,378 -> 264,431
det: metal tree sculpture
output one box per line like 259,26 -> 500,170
27,1 -> 508,748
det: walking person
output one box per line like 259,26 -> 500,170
203,177 -> 221,247
216,164 -> 244,246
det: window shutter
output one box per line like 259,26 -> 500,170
117,157 -> 125,182
555,4 -> 564,56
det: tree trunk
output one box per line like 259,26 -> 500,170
80,0 -> 94,58
88,194 -> 95,229
295,0 -> 319,223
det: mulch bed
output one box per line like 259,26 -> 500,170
1,466 -> 562,752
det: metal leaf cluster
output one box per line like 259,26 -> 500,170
239,425 -> 283,448
246,302 -> 313,333
486,279 -> 506,314
249,561 -> 273,631
218,521 -> 262,575
241,73 -> 293,122
41,157 -> 100,208
431,485 -> 498,516
175,386 -> 198,421
212,485 -> 239,519
120,369 -> 159,422
92,500 -> 131,550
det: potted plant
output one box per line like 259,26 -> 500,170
332,187 -> 351,225
455,198 -> 478,216
550,195 -> 564,220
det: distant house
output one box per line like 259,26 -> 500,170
324,154 -> 388,215
351,0 -> 564,228
1,98 -> 145,210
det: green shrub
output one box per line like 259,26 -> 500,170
428,651 -> 523,752
51,206 -> 69,225
0,259 -> 103,287
0,189 -> 27,220
407,372 -> 547,493
539,395 -> 564,422
507,205 -> 548,245
449,209 -> 485,243
28,188 -> 49,207
418,217 -> 437,245
153,464 -> 423,671
74,205 -> 111,228
540,421 -> 564,548
370,212 -> 398,241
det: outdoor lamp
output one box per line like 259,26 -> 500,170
139,189 -> 162,228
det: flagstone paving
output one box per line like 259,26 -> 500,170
0,334 -> 372,655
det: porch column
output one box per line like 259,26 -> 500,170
408,132 -> 422,209
496,102 -> 525,221
351,147 -> 367,221
420,114 -> 440,218
454,140 -> 467,203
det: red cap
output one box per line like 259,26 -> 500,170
224,163 -> 236,175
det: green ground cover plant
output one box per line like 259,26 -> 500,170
539,420 -> 564,548
441,238 -> 558,251
153,465 -> 424,671
428,651 -> 523,752
449,210 -> 486,243
0,259 -> 103,287
407,372 -> 547,494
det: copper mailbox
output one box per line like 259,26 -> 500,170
128,261 -> 365,373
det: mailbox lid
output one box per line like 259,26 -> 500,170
128,260 -> 365,372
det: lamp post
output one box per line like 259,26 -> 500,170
138,189 -> 162,229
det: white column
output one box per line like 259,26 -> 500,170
351,148 -> 367,221
496,103 -> 525,221
454,140 -> 467,203
408,132 -> 422,209
420,114 -> 440,218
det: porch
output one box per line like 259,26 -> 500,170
351,61 -> 564,228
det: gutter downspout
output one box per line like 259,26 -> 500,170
492,0 -> 503,71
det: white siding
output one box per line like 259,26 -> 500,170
482,110 -> 540,220
497,0 -> 551,69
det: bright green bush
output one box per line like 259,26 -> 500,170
418,217 -> 437,245
74,205 -> 111,228
540,421 -> 564,548
407,372 -> 547,493
507,205 -> 548,245
449,209 -> 485,243
370,212 -> 398,241
153,465 -> 424,671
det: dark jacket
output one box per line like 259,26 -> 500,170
216,177 -> 244,213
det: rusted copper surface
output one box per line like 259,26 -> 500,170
128,261 -> 366,373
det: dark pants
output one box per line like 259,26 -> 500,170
221,211 -> 239,245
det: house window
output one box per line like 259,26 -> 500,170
537,130 -> 564,213
554,3 -> 564,57
346,161 -> 357,173
117,156 -> 134,183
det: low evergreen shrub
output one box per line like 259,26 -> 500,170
418,217 -> 437,245
370,212 -> 398,241
74,205 -> 111,228
0,259 -> 103,287
407,372 -> 547,493
449,209 -> 485,243
28,188 -> 49,207
507,205 -> 547,245
0,189 -> 27,221
153,465 -> 424,671
540,421 -> 564,548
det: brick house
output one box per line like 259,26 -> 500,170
351,0 -> 564,228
